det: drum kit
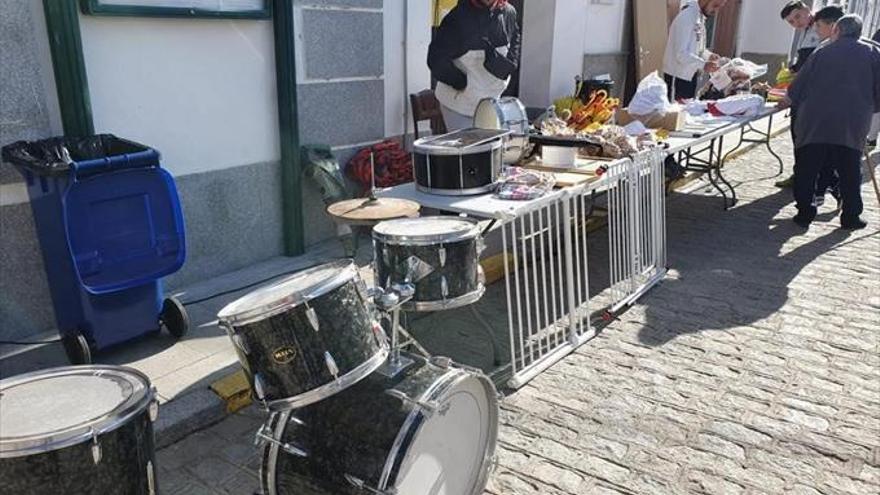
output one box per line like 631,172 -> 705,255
0,98 -> 526,495
213,213 -> 497,494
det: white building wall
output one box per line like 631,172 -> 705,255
78,15 -> 281,177
738,0 -> 793,55
583,0 -> 628,54
384,0 -> 432,137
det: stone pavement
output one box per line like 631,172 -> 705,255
156,135 -> 880,494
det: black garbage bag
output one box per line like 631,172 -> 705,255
1,134 -> 152,177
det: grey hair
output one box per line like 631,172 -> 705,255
835,14 -> 863,39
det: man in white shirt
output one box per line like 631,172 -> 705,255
662,0 -> 729,100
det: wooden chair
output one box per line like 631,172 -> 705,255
410,90 -> 448,140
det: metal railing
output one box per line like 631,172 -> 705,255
504,147 -> 666,388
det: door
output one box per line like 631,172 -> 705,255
711,0 -> 742,57
634,0 -> 671,81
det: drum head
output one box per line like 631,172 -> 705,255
373,217 -> 480,245
218,260 -> 357,325
392,373 -> 497,495
0,365 -> 152,458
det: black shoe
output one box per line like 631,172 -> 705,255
775,175 -> 795,188
841,218 -> 867,230
793,214 -> 812,228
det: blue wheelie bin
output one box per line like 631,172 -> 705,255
2,135 -> 189,364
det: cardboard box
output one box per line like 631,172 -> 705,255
616,108 -> 686,131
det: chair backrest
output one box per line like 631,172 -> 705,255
410,90 -> 447,140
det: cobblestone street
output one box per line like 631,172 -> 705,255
156,136 -> 880,495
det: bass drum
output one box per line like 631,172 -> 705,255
474,96 -> 530,164
0,366 -> 159,495
260,354 -> 498,495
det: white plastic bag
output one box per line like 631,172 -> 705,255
710,58 -> 768,91
629,72 -> 674,116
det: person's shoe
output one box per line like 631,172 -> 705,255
841,217 -> 868,230
814,195 -> 825,207
793,214 -> 812,228
775,175 -> 795,188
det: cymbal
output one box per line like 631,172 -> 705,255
327,197 -> 420,225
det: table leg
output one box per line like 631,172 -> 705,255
704,137 -> 731,208
764,113 -> 785,175
714,134 -> 738,209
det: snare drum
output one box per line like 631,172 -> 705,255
412,129 -> 505,196
474,96 -> 530,163
259,353 -> 499,495
0,366 -> 159,495
217,260 -> 389,411
373,217 -> 485,312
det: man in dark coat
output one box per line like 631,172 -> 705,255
428,0 -> 520,130
785,15 -> 880,230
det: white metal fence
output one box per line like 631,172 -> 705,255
606,148 -> 668,312
503,148 -> 666,388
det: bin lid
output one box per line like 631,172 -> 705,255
63,166 -> 186,294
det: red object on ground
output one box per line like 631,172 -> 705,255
346,139 -> 413,193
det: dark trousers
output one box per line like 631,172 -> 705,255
664,73 -> 698,100
791,111 -> 839,197
793,144 -> 863,222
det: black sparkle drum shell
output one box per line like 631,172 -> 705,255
217,260 -> 389,411
260,354 -> 499,495
0,366 -> 159,495
412,139 -> 503,196
372,217 -> 485,312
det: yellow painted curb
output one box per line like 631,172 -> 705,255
209,368 -> 253,413
481,252 -> 513,285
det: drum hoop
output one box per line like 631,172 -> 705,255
380,368 -> 499,494
264,346 -> 389,412
414,183 -> 496,196
413,139 -> 501,156
217,260 -> 359,326
372,218 -> 481,246
404,284 -> 486,312
0,365 -> 154,458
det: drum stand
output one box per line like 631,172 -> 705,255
374,283 -> 431,378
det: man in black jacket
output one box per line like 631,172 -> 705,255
428,0 -> 520,130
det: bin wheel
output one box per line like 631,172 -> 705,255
62,332 -> 92,365
161,296 -> 190,339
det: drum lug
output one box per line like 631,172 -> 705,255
372,321 -> 389,348
438,246 -> 447,267
90,428 -> 102,465
231,333 -> 249,354
477,237 -> 486,254
253,373 -> 267,401
305,305 -> 320,332
344,474 -> 397,495
324,351 -> 340,380
148,398 -> 159,423
384,389 -> 449,417
441,276 -> 449,299
147,460 -> 156,495
254,423 -> 309,458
